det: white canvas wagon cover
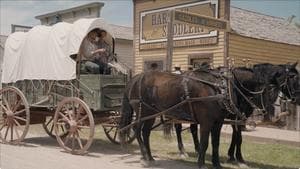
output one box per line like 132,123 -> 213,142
2,18 -> 114,83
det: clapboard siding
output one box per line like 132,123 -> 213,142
115,39 -> 134,69
229,33 -> 300,66
134,0 -> 227,74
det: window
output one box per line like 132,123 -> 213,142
144,60 -> 164,71
188,53 -> 213,69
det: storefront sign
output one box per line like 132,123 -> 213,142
140,36 -> 218,50
140,0 -> 218,45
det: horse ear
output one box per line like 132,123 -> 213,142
291,62 -> 298,68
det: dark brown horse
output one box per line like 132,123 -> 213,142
119,70 -> 225,169
119,67 -> 270,169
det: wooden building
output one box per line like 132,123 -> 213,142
133,0 -> 300,73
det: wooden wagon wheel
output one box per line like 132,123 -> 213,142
0,86 -> 30,144
43,115 -> 68,138
103,111 -> 135,145
53,97 -> 94,155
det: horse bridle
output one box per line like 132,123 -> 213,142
231,71 -> 268,115
276,66 -> 300,103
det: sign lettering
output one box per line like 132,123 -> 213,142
140,0 -> 219,45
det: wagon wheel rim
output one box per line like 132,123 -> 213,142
54,97 -> 94,155
103,111 -> 135,145
0,86 -> 30,144
43,115 -> 68,138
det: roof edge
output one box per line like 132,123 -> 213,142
35,2 -> 104,19
230,6 -> 285,20
229,32 -> 300,47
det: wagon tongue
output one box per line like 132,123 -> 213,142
165,111 -> 194,123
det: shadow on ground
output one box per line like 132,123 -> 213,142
24,136 -> 139,155
167,152 -> 297,169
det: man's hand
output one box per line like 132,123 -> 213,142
92,48 -> 106,54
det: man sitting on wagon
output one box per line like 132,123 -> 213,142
81,29 -> 112,74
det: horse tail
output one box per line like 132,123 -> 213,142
163,122 -> 173,140
119,93 -> 134,146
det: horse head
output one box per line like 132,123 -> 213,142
278,62 -> 300,104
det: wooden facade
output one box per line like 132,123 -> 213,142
133,0 -> 300,74
229,33 -> 300,66
133,0 -> 229,73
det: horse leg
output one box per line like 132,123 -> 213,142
134,122 -> 148,161
142,119 -> 156,162
198,126 -> 210,169
211,122 -> 223,169
175,123 -> 188,158
190,124 -> 200,153
227,125 -> 237,163
235,125 -> 245,163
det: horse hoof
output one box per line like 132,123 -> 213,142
199,166 -> 208,169
227,158 -> 237,164
141,159 -> 157,167
238,163 -> 249,168
213,166 -> 223,169
179,152 -> 189,158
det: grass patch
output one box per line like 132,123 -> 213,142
147,130 -> 300,169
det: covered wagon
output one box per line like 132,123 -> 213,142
0,18 -> 134,154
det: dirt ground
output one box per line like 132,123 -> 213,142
0,125 -> 199,169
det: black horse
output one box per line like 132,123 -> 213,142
173,63 -> 299,166
119,67 -> 269,169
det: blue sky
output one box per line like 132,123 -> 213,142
0,0 -> 299,35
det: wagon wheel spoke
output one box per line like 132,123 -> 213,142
105,127 -> 114,134
77,128 -> 88,138
59,112 -> 70,122
77,125 -> 90,129
71,102 -> 76,120
0,119 -> 5,125
45,116 -> 54,126
13,119 -> 21,127
14,116 -> 27,122
77,114 -> 88,123
50,123 -> 54,133
76,105 -> 83,121
71,133 -> 75,152
0,123 -> 7,131
10,123 -> 14,141
14,123 -> 20,140
0,103 -> 8,112
64,132 -> 72,145
61,125 -> 65,133
14,109 -> 26,116
11,99 -> 21,112
2,97 -> 11,111
76,132 -> 83,149
4,125 -> 9,140
113,128 -> 118,140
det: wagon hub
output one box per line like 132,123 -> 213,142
4,110 -> 14,118
68,120 -> 78,133
2,110 -> 14,123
